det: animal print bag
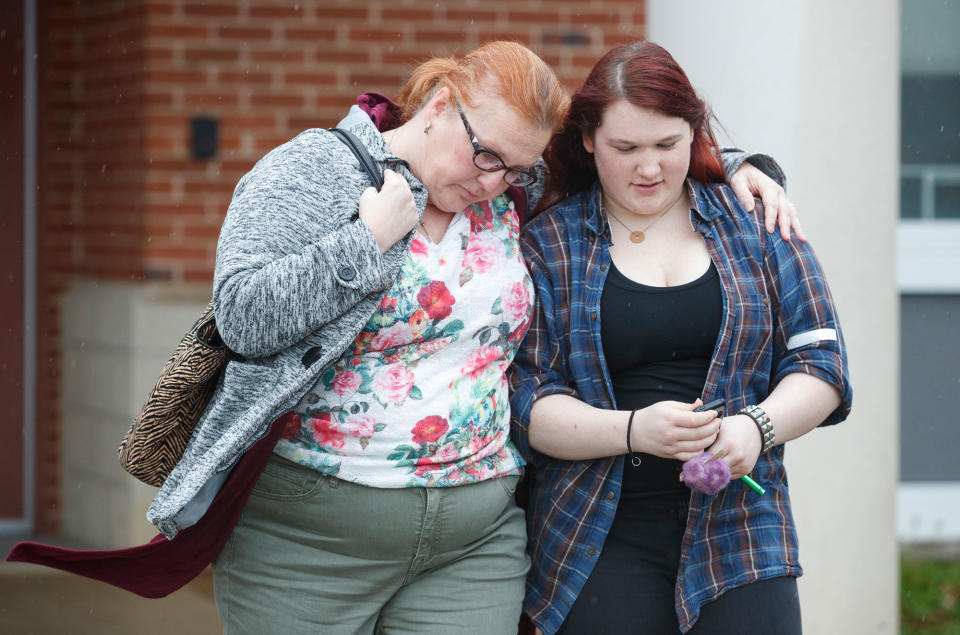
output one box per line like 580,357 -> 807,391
117,301 -> 228,486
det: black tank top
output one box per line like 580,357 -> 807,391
600,259 -> 723,500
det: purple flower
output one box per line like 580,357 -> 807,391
681,451 -> 731,496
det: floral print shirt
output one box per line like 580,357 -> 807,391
276,193 -> 533,488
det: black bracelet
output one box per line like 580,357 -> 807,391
626,409 -> 641,467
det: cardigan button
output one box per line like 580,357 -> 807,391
337,265 -> 357,281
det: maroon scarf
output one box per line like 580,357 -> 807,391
6,414 -> 289,598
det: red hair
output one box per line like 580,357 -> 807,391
538,41 -> 724,213
396,41 -> 569,133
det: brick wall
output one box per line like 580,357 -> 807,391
35,0 -> 645,531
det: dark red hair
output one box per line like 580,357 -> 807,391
537,41 -> 725,214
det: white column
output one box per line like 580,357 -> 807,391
648,2 -> 899,632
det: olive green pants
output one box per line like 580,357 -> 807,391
213,455 -> 528,634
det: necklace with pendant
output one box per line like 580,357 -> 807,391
419,204 -> 445,243
418,219 -> 436,243
605,203 -> 671,243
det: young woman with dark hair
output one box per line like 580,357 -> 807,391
509,41 -> 851,634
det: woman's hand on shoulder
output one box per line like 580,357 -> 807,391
359,168 -> 419,253
630,400 -> 721,462
704,415 -> 763,480
729,163 -> 805,242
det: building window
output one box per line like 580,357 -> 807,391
900,1 -> 960,221
897,0 -> 960,544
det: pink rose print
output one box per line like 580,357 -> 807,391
331,370 -> 362,396
463,234 -> 501,274
417,280 -> 456,321
281,414 -> 303,440
431,442 -> 461,465
468,431 -> 501,461
419,336 -> 451,356
461,346 -> 502,380
410,235 -> 429,257
501,282 -> 531,324
468,434 -> 488,455
371,363 -> 415,404
346,414 -> 376,439
411,415 -> 449,445
311,415 -> 345,449
371,320 -> 414,351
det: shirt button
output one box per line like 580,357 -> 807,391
337,265 -> 357,281
591,313 -> 597,321
588,547 -> 597,555
762,297 -> 770,306
600,265 -> 607,271
606,491 -> 615,500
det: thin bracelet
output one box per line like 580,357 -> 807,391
626,409 -> 641,467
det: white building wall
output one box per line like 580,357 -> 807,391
648,2 -> 899,633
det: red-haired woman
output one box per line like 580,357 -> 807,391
509,41 -> 851,634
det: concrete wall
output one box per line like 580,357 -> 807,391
648,1 -> 899,633
61,283 -> 208,547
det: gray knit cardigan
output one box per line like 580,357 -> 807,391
146,103 -> 781,538
146,107 -> 429,537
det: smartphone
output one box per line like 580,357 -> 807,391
694,398 -> 726,416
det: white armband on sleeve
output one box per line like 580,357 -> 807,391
786,328 -> 837,350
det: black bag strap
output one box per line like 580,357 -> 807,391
329,127 -> 384,191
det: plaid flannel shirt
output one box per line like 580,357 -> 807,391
508,180 -> 852,633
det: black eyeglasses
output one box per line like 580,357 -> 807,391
456,103 -> 537,187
